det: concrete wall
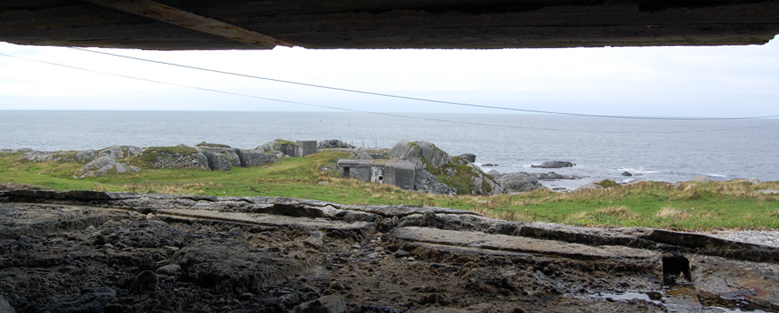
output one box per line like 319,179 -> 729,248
338,159 -> 415,190
347,167 -> 371,182
371,167 -> 384,184
296,140 -> 317,157
337,159 -> 373,182
384,162 -> 415,190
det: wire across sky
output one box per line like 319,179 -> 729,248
1,50 -> 778,135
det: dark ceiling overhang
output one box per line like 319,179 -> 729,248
2,0 -> 778,50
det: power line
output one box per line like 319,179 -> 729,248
2,52 -> 778,134
71,47 -> 779,121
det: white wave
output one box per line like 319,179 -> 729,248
618,167 -> 659,174
708,173 -> 728,178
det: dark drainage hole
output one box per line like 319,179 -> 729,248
663,256 -> 692,285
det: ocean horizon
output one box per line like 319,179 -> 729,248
2,110 -> 778,187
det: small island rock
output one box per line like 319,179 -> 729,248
531,161 -> 575,168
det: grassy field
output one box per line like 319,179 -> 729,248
2,150 -> 778,231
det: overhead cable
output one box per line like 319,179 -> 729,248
2,52 -> 778,134
70,47 -> 779,121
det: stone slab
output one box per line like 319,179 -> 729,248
390,226 -> 658,260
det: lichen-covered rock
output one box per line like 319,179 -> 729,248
141,146 -> 209,169
235,149 -> 280,167
456,153 -> 476,163
350,148 -> 373,160
202,151 -> 232,171
389,141 -> 502,195
414,169 -> 457,195
85,156 -> 116,171
198,145 -> 241,168
96,145 -> 141,160
388,140 -> 451,169
318,139 -> 354,149
76,150 -> 96,162
497,172 -> 544,192
24,150 -> 79,162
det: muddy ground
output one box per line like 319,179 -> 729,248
1,189 -> 778,313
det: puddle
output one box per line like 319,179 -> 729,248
591,287 -> 774,313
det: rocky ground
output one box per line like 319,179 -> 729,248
1,188 -> 778,313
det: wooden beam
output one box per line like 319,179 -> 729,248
83,0 -> 292,48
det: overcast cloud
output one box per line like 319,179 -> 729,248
1,37 -> 778,117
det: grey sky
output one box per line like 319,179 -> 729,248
1,37 -> 777,117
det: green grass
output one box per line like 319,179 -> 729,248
274,139 -> 296,146
196,142 -> 231,148
2,150 -> 778,231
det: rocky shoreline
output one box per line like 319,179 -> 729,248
4,140 -> 593,196
1,188 -> 778,313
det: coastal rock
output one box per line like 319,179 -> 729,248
141,146 -> 209,169
415,169 -> 457,195
96,164 -> 115,176
196,144 -> 241,168
275,143 -> 297,157
531,161 -> 575,168
496,172 -> 544,192
388,141 -> 451,169
350,148 -> 373,160
390,141 -> 501,195
76,156 -> 140,178
75,150 -> 96,162
622,171 -> 633,177
490,170 -> 578,182
318,139 -> 354,149
535,172 -> 580,181
24,150 -> 79,163
85,156 -> 116,171
202,151 -> 232,171
456,153 -> 476,163
418,141 -> 452,168
236,149 -> 280,167
370,152 -> 388,159
96,145 -> 141,160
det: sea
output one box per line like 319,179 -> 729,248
1,110 -> 778,189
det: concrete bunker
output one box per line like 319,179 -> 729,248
295,140 -> 317,157
337,159 -> 415,190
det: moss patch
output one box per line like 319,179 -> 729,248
427,163 -> 478,195
274,139 -> 296,146
196,142 -> 231,149
596,179 -> 619,188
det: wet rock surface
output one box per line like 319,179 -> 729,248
1,189 -> 778,312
